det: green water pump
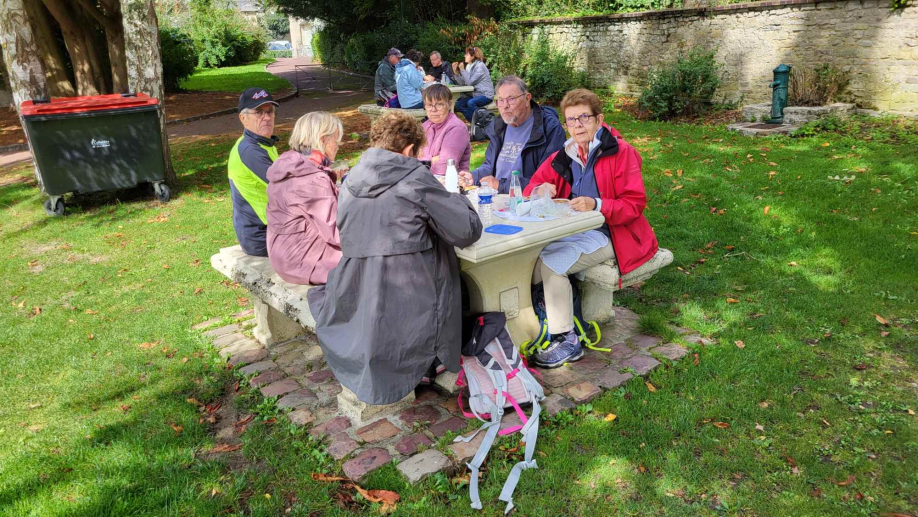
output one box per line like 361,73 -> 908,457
767,64 -> 792,124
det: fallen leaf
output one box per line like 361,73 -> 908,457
169,423 -> 183,435
663,169 -> 673,177
193,287 -> 203,295
312,473 -> 350,482
726,298 -> 740,304
120,404 -> 131,412
677,169 -> 683,177
138,341 -> 158,349
28,403 -> 42,410
208,443 -> 242,454
755,423 -> 764,432
162,264 -> 169,269
880,331 -> 890,337
31,306 -> 42,316
907,409 -> 915,416
712,422 -> 730,429
874,314 -> 889,326
88,333 -> 94,340
735,340 -> 745,349
671,185 -> 683,191
791,466 -> 801,475
645,382 -> 657,392
821,142 -> 831,147
85,309 -> 98,315
834,475 -> 855,486
28,424 -> 44,432
604,413 -> 617,422
788,261 -> 798,267
854,363 -> 869,371
768,161 -> 778,166
692,353 -> 699,365
764,206 -> 771,215
186,398 -> 201,406
821,419 -> 831,427
638,464 -> 647,473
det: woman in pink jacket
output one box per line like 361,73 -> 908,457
266,111 -> 345,285
419,84 -> 471,177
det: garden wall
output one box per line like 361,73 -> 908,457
517,0 -> 918,114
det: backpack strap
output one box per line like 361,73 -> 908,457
498,371 -> 544,514
574,316 -> 608,352
459,366 -> 507,510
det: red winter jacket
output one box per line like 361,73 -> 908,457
524,124 -> 658,277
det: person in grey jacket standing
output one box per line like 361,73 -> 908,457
307,111 -> 483,404
374,48 -> 401,106
453,46 -> 495,122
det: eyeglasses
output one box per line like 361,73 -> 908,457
563,113 -> 597,127
246,108 -> 275,119
495,94 -> 525,107
424,102 -> 448,112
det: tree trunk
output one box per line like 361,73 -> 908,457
23,0 -> 76,97
0,0 -> 51,189
120,0 -> 175,186
41,0 -> 105,96
77,0 -> 128,93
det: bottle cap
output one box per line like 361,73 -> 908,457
447,159 -> 455,166
512,170 -> 520,176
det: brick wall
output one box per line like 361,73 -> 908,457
516,0 -> 918,114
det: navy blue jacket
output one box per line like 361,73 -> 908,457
471,101 -> 567,194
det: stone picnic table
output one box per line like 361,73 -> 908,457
457,199 -> 606,346
358,85 -> 476,124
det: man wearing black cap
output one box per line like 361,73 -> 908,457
227,87 -> 279,257
374,48 -> 401,106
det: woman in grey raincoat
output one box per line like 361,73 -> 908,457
307,111 -> 483,404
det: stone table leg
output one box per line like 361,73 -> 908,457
253,298 -> 306,347
461,247 -> 542,347
337,385 -> 415,426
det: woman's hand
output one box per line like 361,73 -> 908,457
430,156 -> 440,166
570,197 -> 596,212
458,62 -> 466,72
458,171 -> 474,187
532,183 -> 557,198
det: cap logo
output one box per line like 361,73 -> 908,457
252,90 -> 268,99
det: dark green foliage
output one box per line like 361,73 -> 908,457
160,27 -> 197,92
638,48 -> 722,120
262,12 -> 290,39
793,114 -> 918,144
504,0 -> 683,18
183,0 -> 267,68
518,37 -> 590,103
788,64 -> 850,107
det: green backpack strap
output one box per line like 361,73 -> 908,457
573,316 -> 607,352
519,322 -> 550,357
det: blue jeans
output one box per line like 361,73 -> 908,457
456,95 -> 492,123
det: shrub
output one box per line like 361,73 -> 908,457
788,64 -> 850,107
478,24 -> 526,82
184,0 -> 268,68
638,48 -> 722,120
519,37 -> 590,103
160,27 -> 197,92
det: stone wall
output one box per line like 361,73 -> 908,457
517,0 -> 918,114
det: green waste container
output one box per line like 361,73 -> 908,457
21,93 -> 170,216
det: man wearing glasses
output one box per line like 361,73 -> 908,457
228,87 -> 280,257
461,76 -> 566,194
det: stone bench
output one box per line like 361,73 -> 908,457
581,248 -> 674,323
358,104 -> 427,125
210,244 -> 671,422
211,245 -> 417,424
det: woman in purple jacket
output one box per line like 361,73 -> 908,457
419,84 -> 471,177
265,112 -> 345,285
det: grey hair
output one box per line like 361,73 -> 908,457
496,75 -> 528,95
430,51 -> 441,59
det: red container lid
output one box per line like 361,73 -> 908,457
21,93 -> 159,116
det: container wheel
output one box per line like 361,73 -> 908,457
153,182 -> 171,202
43,197 -> 65,217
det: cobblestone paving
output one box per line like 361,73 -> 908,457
197,307 -> 708,482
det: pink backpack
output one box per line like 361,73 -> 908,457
454,313 -> 545,514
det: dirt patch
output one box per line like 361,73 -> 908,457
0,109 -> 26,148
165,89 -> 291,122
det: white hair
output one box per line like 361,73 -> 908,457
288,111 -> 343,155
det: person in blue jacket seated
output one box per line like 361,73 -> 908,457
394,49 -> 426,110
459,76 -> 566,194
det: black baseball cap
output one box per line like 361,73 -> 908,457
238,87 -> 279,112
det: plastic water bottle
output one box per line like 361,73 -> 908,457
445,159 -> 459,193
509,170 -> 523,213
477,186 -> 495,226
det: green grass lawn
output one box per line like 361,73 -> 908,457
0,108 -> 915,516
179,59 -> 291,94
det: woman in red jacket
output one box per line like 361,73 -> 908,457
524,89 -> 659,368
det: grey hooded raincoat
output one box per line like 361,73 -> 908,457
307,148 -> 483,404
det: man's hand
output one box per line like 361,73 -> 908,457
532,183 -> 557,198
570,197 -> 597,212
479,175 -> 499,190
458,171 -> 474,187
